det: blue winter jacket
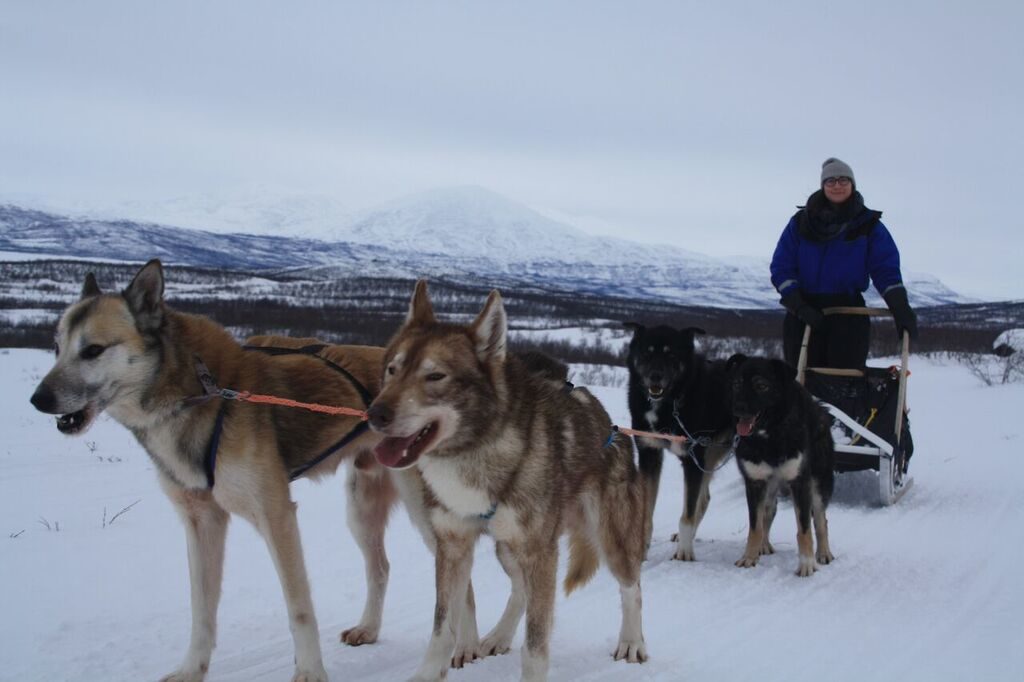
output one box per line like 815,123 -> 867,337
770,211 -> 904,299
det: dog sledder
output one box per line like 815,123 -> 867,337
796,306 -> 914,505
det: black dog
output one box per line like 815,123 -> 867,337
625,323 -> 734,560
726,354 -> 835,576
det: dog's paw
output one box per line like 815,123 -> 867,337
450,641 -> 479,669
672,546 -> 696,561
476,631 -> 514,659
760,540 -> 775,555
613,638 -> 649,664
735,554 -> 760,568
340,623 -> 379,646
816,548 -> 834,565
795,555 -> 817,577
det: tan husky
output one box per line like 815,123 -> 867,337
367,281 -> 649,682
29,260 -> 403,682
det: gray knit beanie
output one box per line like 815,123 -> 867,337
821,157 -> 855,187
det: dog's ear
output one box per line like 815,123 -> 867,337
406,279 -> 436,327
80,272 -> 101,299
623,321 -> 644,334
123,259 -> 165,331
470,289 -> 507,364
772,359 -> 797,384
684,326 -> 707,337
725,353 -> 748,374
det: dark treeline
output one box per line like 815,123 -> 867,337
1,260 -> 1020,363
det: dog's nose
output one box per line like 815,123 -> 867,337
30,385 -> 56,413
366,403 -> 393,430
649,373 -> 663,384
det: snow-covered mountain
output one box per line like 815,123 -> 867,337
0,189 -> 967,308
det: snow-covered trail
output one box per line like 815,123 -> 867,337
1,349 -> 1021,681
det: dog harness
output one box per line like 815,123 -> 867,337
195,344 -> 373,489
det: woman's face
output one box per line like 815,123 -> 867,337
823,176 -> 854,203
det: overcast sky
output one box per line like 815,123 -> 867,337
2,1 -> 1022,300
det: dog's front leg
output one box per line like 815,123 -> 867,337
674,455 -> 709,561
341,462 -> 397,646
518,542 -> 558,682
736,478 -> 768,568
450,579 -> 480,668
789,477 -> 817,577
409,531 -> 475,682
161,484 -> 229,682
477,540 -> 526,659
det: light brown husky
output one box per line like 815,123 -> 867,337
29,260 -> 403,681
367,281 -> 649,682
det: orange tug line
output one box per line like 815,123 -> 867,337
223,389 -> 369,420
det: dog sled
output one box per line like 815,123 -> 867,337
796,307 -> 913,506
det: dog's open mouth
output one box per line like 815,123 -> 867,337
56,405 -> 97,435
647,384 -> 665,399
735,414 -> 758,437
373,421 -> 439,469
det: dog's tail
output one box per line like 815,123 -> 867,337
563,527 -> 600,595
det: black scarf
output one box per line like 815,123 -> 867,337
795,190 -> 880,242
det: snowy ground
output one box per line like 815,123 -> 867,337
2,348 -> 1022,681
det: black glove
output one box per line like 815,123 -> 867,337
883,287 -> 919,341
781,291 -> 825,330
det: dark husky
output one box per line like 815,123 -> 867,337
726,354 -> 835,577
625,323 -> 734,560
368,281 -> 648,682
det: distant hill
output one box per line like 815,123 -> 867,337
0,190 -> 967,308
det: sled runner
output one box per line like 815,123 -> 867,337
796,307 -> 913,506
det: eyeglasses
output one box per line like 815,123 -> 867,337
823,176 -> 852,188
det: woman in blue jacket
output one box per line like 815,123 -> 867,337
770,157 -> 918,369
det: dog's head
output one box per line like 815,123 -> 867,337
726,354 -> 796,437
29,260 -> 166,435
367,280 -> 506,469
624,322 -> 705,400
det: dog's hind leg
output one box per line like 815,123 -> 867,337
410,530 -> 476,682
243,478 -> 327,681
161,483 -> 229,682
341,456 -> 398,646
477,540 -> 526,659
789,477 -> 817,577
600,486 -> 648,664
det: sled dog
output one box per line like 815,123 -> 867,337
727,354 -> 835,577
30,260 -> 399,681
366,281 -> 649,682
625,323 -> 734,560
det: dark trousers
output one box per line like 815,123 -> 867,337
783,293 -> 871,370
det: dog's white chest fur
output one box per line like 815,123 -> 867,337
419,457 -> 492,518
740,453 -> 804,482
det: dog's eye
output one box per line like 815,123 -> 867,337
80,344 -> 106,360
387,365 -> 396,376
754,378 -> 771,393
425,372 -> 446,382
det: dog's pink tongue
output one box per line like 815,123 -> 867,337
736,416 -> 756,437
374,434 -> 418,468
